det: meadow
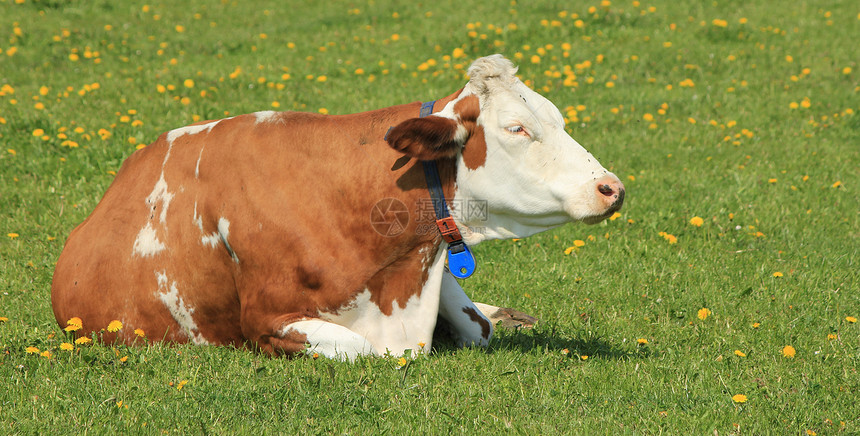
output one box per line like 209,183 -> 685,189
1,0 -> 858,433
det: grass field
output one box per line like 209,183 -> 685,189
1,0 -> 858,433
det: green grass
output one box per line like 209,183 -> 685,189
1,0 -> 858,433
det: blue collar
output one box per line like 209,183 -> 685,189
418,101 -> 476,279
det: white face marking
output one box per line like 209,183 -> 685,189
133,222 -> 166,256
155,271 -> 208,345
253,110 -> 279,124
441,55 -> 622,243
317,245 -> 447,356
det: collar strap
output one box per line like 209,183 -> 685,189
418,100 -> 476,279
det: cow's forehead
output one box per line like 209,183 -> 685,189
479,78 -> 565,129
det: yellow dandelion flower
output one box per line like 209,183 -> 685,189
396,357 -> 408,367
734,350 -> 746,357
60,342 -> 74,351
134,328 -> 146,337
75,336 -> 92,345
573,240 -> 586,247
732,394 -> 747,403
175,25 -> 185,33
843,67 -> 852,75
581,355 -> 589,360
637,338 -> 648,345
846,316 -> 857,323
183,79 -> 194,88
0,316 -> 7,322
418,342 -> 426,348
41,350 -> 52,359
751,322 -> 761,328
831,181 -> 841,188
827,333 -> 837,340
177,380 -> 188,390
563,246 -> 576,255
697,308 -> 711,320
773,271 -> 783,277
690,216 -> 704,227
7,233 -> 19,239
67,317 -> 83,329
119,356 -> 128,363
782,345 -> 796,358
107,320 -> 123,332
26,346 -> 40,354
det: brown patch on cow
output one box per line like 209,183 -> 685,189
462,307 -> 491,339
461,124 -> 486,170
453,94 -> 480,123
453,95 -> 487,170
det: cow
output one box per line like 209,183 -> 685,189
51,54 -> 625,360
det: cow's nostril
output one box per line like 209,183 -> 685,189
598,184 -> 615,197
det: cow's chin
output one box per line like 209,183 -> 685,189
564,202 -> 621,226
581,210 -> 616,225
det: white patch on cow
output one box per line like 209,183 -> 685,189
146,172 -> 174,224
201,232 -> 220,248
281,320 -> 375,361
317,245 -> 447,357
133,222 -> 165,256
166,120 -> 221,146
216,217 -> 239,263
254,111 -> 279,124
155,271 -> 208,345
453,124 -> 469,145
192,202 -> 204,232
194,145 -> 205,179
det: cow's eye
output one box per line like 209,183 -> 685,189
505,125 -> 528,136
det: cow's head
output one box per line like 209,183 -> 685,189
387,54 -> 625,244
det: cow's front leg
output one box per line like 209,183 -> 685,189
438,269 -> 493,347
263,317 -> 376,361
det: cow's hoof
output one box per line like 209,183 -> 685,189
473,302 -> 538,330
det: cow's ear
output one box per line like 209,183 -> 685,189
385,116 -> 466,161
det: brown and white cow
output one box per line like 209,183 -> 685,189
51,55 -> 624,360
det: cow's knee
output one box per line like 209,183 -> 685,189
273,319 -> 376,361
438,271 -> 493,348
